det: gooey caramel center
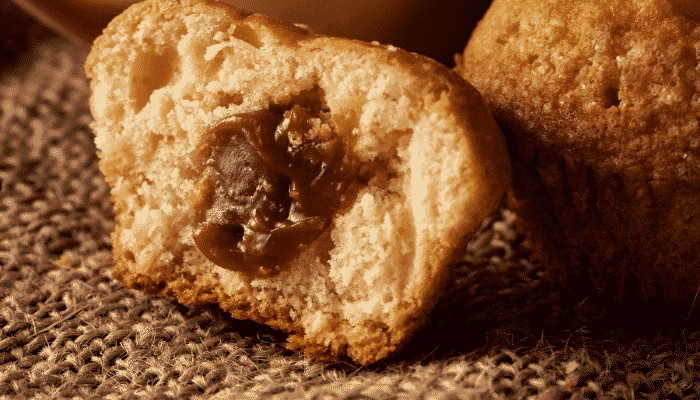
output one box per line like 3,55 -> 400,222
192,105 -> 357,274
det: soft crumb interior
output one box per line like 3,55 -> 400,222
87,0 -> 506,365
90,5 -> 420,340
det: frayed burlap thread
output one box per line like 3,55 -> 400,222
2,19 -> 700,398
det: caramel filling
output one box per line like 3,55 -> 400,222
192,105 -> 357,273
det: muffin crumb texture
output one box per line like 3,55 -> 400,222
86,0 -> 510,365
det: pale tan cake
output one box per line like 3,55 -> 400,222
459,0 -> 700,311
85,0 -> 511,365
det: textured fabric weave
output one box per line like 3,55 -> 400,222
1,8 -> 700,398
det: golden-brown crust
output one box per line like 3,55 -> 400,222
460,0 -> 700,310
88,0 -> 511,365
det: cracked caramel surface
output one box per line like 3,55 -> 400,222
192,106 -> 357,274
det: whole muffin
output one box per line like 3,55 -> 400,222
458,0 -> 700,314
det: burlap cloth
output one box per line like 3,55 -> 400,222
2,3 -> 700,398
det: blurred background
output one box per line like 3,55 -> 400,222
7,0 -> 493,68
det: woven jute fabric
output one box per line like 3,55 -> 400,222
2,6 -> 700,399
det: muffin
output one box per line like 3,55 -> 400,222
85,0 -> 511,365
458,0 -> 700,314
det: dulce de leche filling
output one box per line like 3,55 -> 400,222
192,105 -> 357,274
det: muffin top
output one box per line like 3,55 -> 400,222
460,0 -> 700,186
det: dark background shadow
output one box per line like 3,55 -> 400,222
9,0 -> 494,68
